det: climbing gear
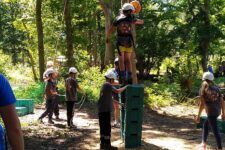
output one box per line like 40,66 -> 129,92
202,72 -> 214,81
130,0 -> 142,14
105,70 -> 117,80
122,3 -> 135,11
69,67 -> 78,74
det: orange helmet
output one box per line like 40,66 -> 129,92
130,0 -> 141,14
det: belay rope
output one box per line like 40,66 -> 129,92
58,94 -> 87,111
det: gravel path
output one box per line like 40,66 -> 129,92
19,104 -> 225,150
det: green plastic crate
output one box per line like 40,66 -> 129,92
58,95 -> 65,104
196,116 -> 207,128
16,107 -> 28,116
124,134 -> 142,148
16,99 -> 34,114
126,85 -> 144,111
125,109 -> 143,122
124,120 -> 142,135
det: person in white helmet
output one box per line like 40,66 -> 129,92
106,3 -> 143,84
195,72 -> 225,150
98,70 -> 127,150
43,60 -> 60,119
65,67 -> 84,128
38,68 -> 58,124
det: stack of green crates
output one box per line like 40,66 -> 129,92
196,116 -> 225,133
120,84 -> 144,148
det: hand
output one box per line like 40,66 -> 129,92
222,114 -> 225,120
195,116 -> 200,124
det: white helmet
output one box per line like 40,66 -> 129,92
122,3 -> 135,11
202,72 -> 214,81
69,67 -> 78,74
46,61 -> 54,68
45,68 -> 56,76
105,70 -> 116,80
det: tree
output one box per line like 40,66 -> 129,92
64,0 -> 75,67
99,0 -> 113,66
36,0 -> 45,81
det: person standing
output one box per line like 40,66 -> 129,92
106,3 -> 143,84
43,60 -> 60,119
65,67 -> 84,128
195,72 -> 225,150
0,74 -> 24,150
98,70 -> 127,150
39,68 -> 58,124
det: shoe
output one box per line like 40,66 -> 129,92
55,116 -> 59,120
197,143 -> 206,150
100,144 -> 105,150
48,119 -> 55,124
38,118 -> 43,123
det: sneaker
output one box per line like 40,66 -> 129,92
38,118 -> 43,123
197,143 -> 206,150
48,119 -> 55,124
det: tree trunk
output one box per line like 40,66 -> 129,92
200,0 -> 210,72
64,0 -> 75,67
36,0 -> 45,81
99,0 -> 113,66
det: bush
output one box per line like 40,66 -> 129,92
14,82 -> 45,104
144,81 -> 181,108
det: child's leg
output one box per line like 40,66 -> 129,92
113,101 -> 119,124
39,99 -> 53,120
47,99 -> 54,121
66,101 -> 73,126
53,95 -> 59,118
99,112 -> 106,147
124,52 -> 132,82
119,52 -> 125,83
208,116 -> 222,149
104,112 -> 111,146
202,119 -> 209,144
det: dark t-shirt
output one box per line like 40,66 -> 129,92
200,85 -> 222,117
65,77 -> 78,101
98,82 -> 117,113
0,74 -> 16,107
45,80 -> 57,100
113,14 -> 136,47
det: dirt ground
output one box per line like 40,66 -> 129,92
20,103 -> 225,150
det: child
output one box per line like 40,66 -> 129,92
65,67 -> 84,128
38,68 -> 58,124
106,3 -> 144,84
98,70 -> 127,150
195,72 -> 225,150
43,60 -> 60,119
112,58 -> 120,127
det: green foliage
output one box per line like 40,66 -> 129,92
14,82 -> 45,104
144,81 -> 181,108
79,67 -> 105,102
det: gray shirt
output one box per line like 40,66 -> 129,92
65,77 -> 78,101
98,82 -> 116,113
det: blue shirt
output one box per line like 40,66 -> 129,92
0,74 -> 16,107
